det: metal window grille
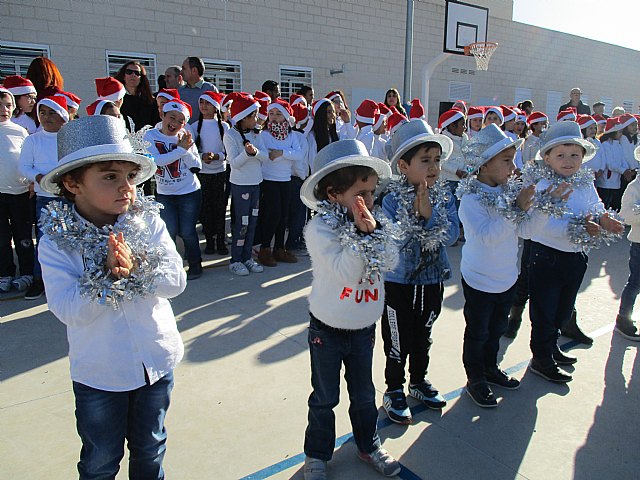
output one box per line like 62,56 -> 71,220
448,81 -> 471,102
0,41 -> 50,82
279,66 -> 313,102
623,100 -> 634,113
203,59 -> 242,94
106,50 -> 157,92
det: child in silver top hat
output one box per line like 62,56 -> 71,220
299,139 -> 401,479
38,115 -> 185,479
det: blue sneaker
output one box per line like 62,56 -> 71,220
409,381 -> 446,409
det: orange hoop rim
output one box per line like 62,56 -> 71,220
463,42 -> 499,56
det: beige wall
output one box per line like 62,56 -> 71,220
2,0 -> 637,125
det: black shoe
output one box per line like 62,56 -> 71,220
382,390 -> 412,424
204,244 -> 216,255
24,277 -> 45,300
484,368 -> 521,390
466,382 -> 497,408
529,360 -> 572,383
187,263 -> 203,280
615,316 -> 640,342
553,349 -> 577,365
561,311 -> 593,345
216,238 -> 229,255
504,304 -> 525,339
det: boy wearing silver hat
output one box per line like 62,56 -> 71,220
379,120 -> 459,424
299,139 -> 401,479
37,115 -> 185,479
522,121 -> 624,382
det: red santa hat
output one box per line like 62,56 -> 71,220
377,102 -> 391,117
326,91 -> 343,104
514,108 -> 527,123
37,95 -> 69,123
220,93 -> 234,113
485,106 -> 504,125
500,105 -> 516,123
576,114 -> 596,130
85,99 -> 114,116
95,77 -> 125,102
355,99 -> 379,125
527,111 -> 548,125
254,91 -> 271,104
604,116 -> 621,134
3,75 -> 36,96
267,98 -> 295,125
54,91 -> 81,110
199,91 -> 225,111
312,98 -> 331,117
557,109 -> 577,122
257,98 -> 269,121
229,93 -> 259,125
619,113 -> 638,130
289,93 -> 307,107
291,102 -> 309,129
157,88 -> 180,101
592,114 -> 607,125
467,106 -> 485,120
162,98 -> 192,122
387,112 -> 408,135
409,98 -> 425,120
438,109 -> 465,131
452,100 -> 468,115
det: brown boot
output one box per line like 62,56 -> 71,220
258,247 -> 277,267
273,248 -> 298,263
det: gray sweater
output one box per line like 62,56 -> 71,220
178,80 -> 218,124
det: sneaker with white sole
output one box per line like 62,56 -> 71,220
229,262 -> 250,276
244,259 -> 264,273
383,390 -> 412,424
409,380 -> 447,409
0,276 -> 12,293
357,447 -> 401,477
303,456 -> 327,480
11,275 -> 33,292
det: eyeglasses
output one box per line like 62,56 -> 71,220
125,69 -> 142,77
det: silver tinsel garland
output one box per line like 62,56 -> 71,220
567,209 -> 624,253
455,176 -> 529,223
633,202 -> 640,215
521,162 -> 595,190
385,178 -> 452,253
39,191 -> 166,309
317,200 -> 400,283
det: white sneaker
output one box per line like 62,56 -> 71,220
229,262 -> 250,276
244,259 -> 264,273
0,276 -> 12,293
11,275 -> 33,292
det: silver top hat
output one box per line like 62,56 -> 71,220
40,115 -> 156,195
300,139 -> 391,210
386,119 -> 454,174
461,123 -> 524,173
535,121 -> 596,162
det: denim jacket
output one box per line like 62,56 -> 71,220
381,185 -> 459,285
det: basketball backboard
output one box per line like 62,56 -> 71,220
443,0 -> 489,55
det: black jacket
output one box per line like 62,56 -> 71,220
558,101 -> 591,115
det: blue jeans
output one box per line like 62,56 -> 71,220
461,278 -> 516,383
304,314 -> 381,461
619,242 -> 640,319
230,183 -> 260,263
73,371 -> 174,480
286,176 -> 308,250
156,190 -> 202,266
529,242 -> 587,367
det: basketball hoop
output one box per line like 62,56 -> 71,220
464,42 -> 498,71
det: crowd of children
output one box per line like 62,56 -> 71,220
2,64 -> 640,479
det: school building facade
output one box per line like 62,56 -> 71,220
2,0 -> 639,126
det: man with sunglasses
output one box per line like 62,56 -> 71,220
179,57 -> 218,124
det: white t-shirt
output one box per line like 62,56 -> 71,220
0,121 -> 29,194
18,129 -> 59,198
196,119 -> 229,175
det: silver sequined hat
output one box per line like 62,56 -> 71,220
387,119 -> 454,175
300,139 -> 392,211
535,120 -> 596,162
461,123 -> 524,173
40,115 -> 156,195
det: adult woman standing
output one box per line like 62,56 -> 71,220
384,88 -> 407,117
26,57 -> 64,98
114,61 -> 159,131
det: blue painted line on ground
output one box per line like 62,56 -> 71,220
240,328 -> 610,480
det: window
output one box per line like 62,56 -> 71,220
0,41 -> 50,82
106,50 -> 157,92
448,81 -> 471,102
623,100 -> 634,113
546,91 -> 563,122
514,88 -> 532,105
203,59 -> 242,94
279,66 -> 312,102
